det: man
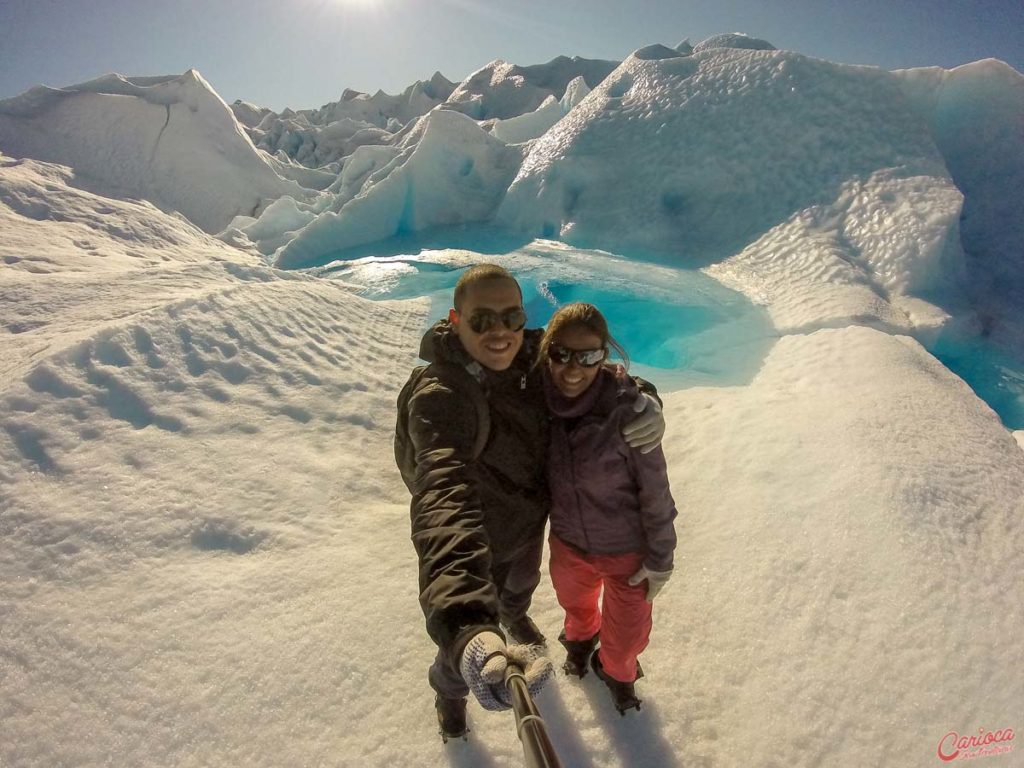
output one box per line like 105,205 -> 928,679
395,264 -> 665,741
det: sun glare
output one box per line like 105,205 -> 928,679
322,0 -> 387,17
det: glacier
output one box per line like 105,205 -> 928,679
0,70 -> 313,234
1,31 -> 1023,768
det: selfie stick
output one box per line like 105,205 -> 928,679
504,663 -> 563,768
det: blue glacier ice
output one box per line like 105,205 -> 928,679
323,241 -> 777,389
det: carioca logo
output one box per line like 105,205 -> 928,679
937,727 -> 1015,762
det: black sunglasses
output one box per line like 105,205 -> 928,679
547,343 -> 607,368
465,307 -> 527,334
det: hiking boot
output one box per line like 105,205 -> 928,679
503,615 -> 546,646
591,650 -> 643,715
435,695 -> 468,742
558,630 -> 599,678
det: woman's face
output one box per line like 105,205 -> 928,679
547,324 -> 605,399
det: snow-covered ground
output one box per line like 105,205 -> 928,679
2,32 -> 1023,768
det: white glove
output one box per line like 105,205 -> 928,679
622,393 -> 665,454
627,565 -> 673,603
459,631 -> 554,711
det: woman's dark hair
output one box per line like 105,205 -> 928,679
538,302 -> 629,370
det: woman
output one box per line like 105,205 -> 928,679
540,302 -> 678,714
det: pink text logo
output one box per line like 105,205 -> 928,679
937,727 -> 1015,762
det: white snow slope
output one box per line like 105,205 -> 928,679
2,33 -> 1023,768
0,71 -> 314,235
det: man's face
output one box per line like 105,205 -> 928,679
452,278 -> 525,371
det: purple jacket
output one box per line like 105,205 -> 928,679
545,366 -> 678,572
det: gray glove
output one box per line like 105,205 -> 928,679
459,631 -> 554,711
627,564 -> 673,603
622,393 -> 665,454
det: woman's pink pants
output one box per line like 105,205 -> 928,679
548,535 -> 652,683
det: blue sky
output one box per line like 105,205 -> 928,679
2,0 -> 1022,111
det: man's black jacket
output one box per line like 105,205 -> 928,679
400,320 -> 550,666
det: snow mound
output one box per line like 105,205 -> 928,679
273,110 -> 524,269
0,70 -> 311,234
0,154 -> 256,275
445,56 -> 618,120
489,96 -> 565,143
235,73 -> 456,168
247,109 -> 393,170
1,273 -> 404,500
316,72 -> 456,129
664,325 -> 1024,765
330,145 -> 403,201
489,77 -> 592,144
225,196 -> 320,256
693,32 -> 777,52
230,99 -> 274,128
895,59 -> 1024,325
1,265 -> 430,764
707,168 -> 965,334
260,151 -> 338,191
632,44 -> 686,61
496,48 -> 964,328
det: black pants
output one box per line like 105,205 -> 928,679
428,535 -> 544,699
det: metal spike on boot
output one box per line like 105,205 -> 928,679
558,630 -> 599,679
590,650 -> 642,715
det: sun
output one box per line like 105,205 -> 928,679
325,0 -> 388,14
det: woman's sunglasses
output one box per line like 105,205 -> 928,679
465,307 -> 528,334
547,343 -> 607,368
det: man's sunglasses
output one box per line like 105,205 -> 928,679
464,307 -> 528,334
547,343 -> 607,368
